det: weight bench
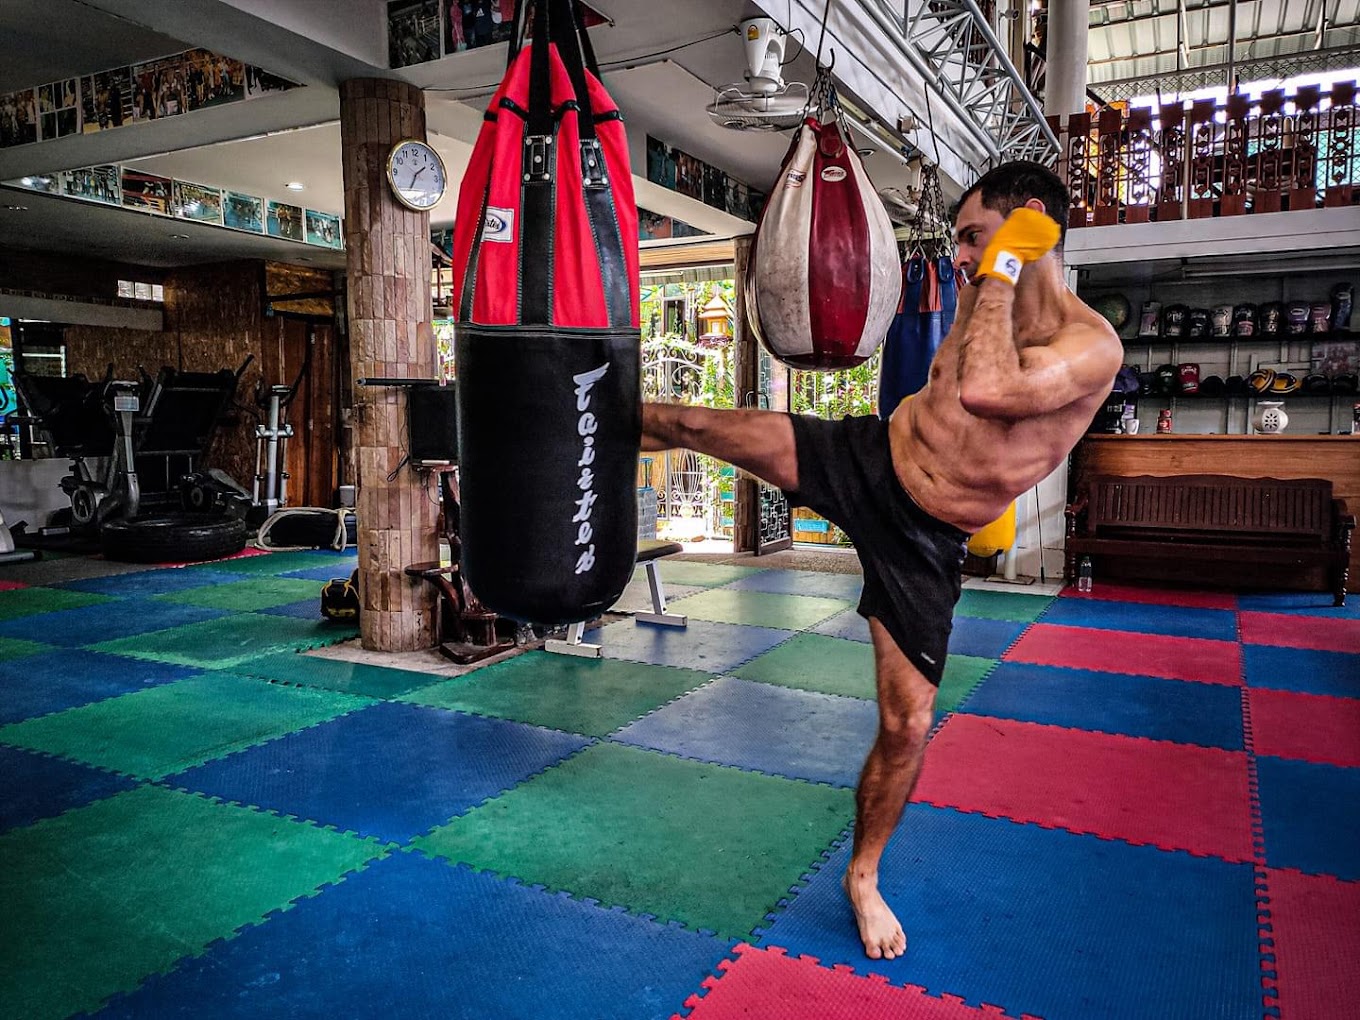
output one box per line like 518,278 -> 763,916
544,538 -> 688,659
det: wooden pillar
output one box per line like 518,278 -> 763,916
731,236 -> 758,554
339,78 -> 438,651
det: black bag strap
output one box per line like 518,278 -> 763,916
527,0 -> 552,136
548,0 -> 596,140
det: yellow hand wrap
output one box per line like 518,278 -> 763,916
973,208 -> 1060,286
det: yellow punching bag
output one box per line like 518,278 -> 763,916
968,502 -> 1017,558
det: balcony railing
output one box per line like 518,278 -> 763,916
1050,80 -> 1359,228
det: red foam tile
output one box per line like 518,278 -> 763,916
678,943 -> 1032,1020
1264,869 -> 1360,1020
1061,582 -> 1237,610
1240,611 -> 1360,654
913,715 -> 1254,862
1248,688 -> 1360,767
0,580 -> 29,591
1005,623 -> 1243,685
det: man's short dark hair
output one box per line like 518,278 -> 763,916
952,160 -> 1070,248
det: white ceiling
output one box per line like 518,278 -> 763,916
2,0 -> 1351,274
0,0 -> 925,273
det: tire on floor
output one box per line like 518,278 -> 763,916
99,513 -> 249,564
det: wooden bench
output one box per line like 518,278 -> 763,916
1065,474 -> 1354,605
544,538 -> 688,658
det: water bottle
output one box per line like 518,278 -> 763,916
1077,556 -> 1094,593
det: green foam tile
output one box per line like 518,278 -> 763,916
413,741 -> 854,940
400,652 -> 713,736
637,560 -> 764,588
0,587 -> 115,622
937,654 -> 996,713
93,612 -> 357,669
0,672 -> 373,779
182,550 -> 355,576
0,637 -> 53,661
157,577 -> 325,611
732,632 -> 877,700
234,651 -> 437,699
0,784 -> 385,1020
955,589 -> 1055,622
669,587 -> 851,631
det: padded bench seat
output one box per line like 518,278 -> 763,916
544,539 -> 688,658
1065,474 -> 1354,605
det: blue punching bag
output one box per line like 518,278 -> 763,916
877,255 -> 960,418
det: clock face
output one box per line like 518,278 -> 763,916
387,140 -> 447,211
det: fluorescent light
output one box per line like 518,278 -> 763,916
285,181 -> 305,191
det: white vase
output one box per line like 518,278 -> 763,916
1253,400 -> 1289,434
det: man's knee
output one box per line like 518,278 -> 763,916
877,705 -> 934,763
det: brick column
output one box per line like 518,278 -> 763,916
340,78 -> 438,651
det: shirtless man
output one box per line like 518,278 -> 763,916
641,161 -> 1123,961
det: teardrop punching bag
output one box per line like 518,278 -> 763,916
748,95 -> 900,371
450,0 -> 640,625
877,255 -> 961,417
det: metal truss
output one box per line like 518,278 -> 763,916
1093,43 -> 1360,102
868,0 -> 1058,166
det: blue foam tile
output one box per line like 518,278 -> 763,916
0,744 -> 139,834
94,850 -> 731,1020
57,568 -> 252,596
278,562 -> 360,582
167,701 -> 590,843
1237,591 -> 1360,619
255,598 -> 326,621
1256,755 -> 1360,880
0,649 -> 201,724
592,617 -> 793,673
946,617 -> 1028,658
612,676 -> 878,788
1038,599 -> 1239,641
811,609 -> 871,643
0,599 -> 231,648
1244,645 -> 1360,698
960,662 -> 1245,750
757,804 -> 1260,1020
725,570 -> 865,601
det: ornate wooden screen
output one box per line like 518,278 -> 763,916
1052,80 -> 1359,228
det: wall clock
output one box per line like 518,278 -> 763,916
386,138 -> 447,211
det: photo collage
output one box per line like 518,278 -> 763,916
0,48 -> 300,149
645,135 -> 765,230
389,0 -> 608,68
6,165 -> 344,251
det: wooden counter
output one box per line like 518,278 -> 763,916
1071,435 -> 1360,593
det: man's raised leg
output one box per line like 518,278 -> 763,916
844,616 -> 938,960
642,404 -> 799,493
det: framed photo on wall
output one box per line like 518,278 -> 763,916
389,0 -> 441,67
224,191 -> 264,232
0,89 -> 38,148
305,209 -> 343,248
61,165 -> 120,204
173,181 -> 224,223
121,168 -> 173,214
80,67 -> 132,133
267,200 -> 305,241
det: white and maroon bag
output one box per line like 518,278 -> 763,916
747,80 -> 899,371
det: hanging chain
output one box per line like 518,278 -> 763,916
912,163 -> 953,260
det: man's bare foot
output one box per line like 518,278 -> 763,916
843,871 -> 907,960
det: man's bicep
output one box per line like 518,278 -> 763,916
1017,328 -> 1120,407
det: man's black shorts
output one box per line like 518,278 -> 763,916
782,414 -> 969,686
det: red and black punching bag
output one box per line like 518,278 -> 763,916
451,0 -> 640,625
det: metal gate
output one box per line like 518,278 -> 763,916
754,346 -> 791,555
641,337 -> 732,539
